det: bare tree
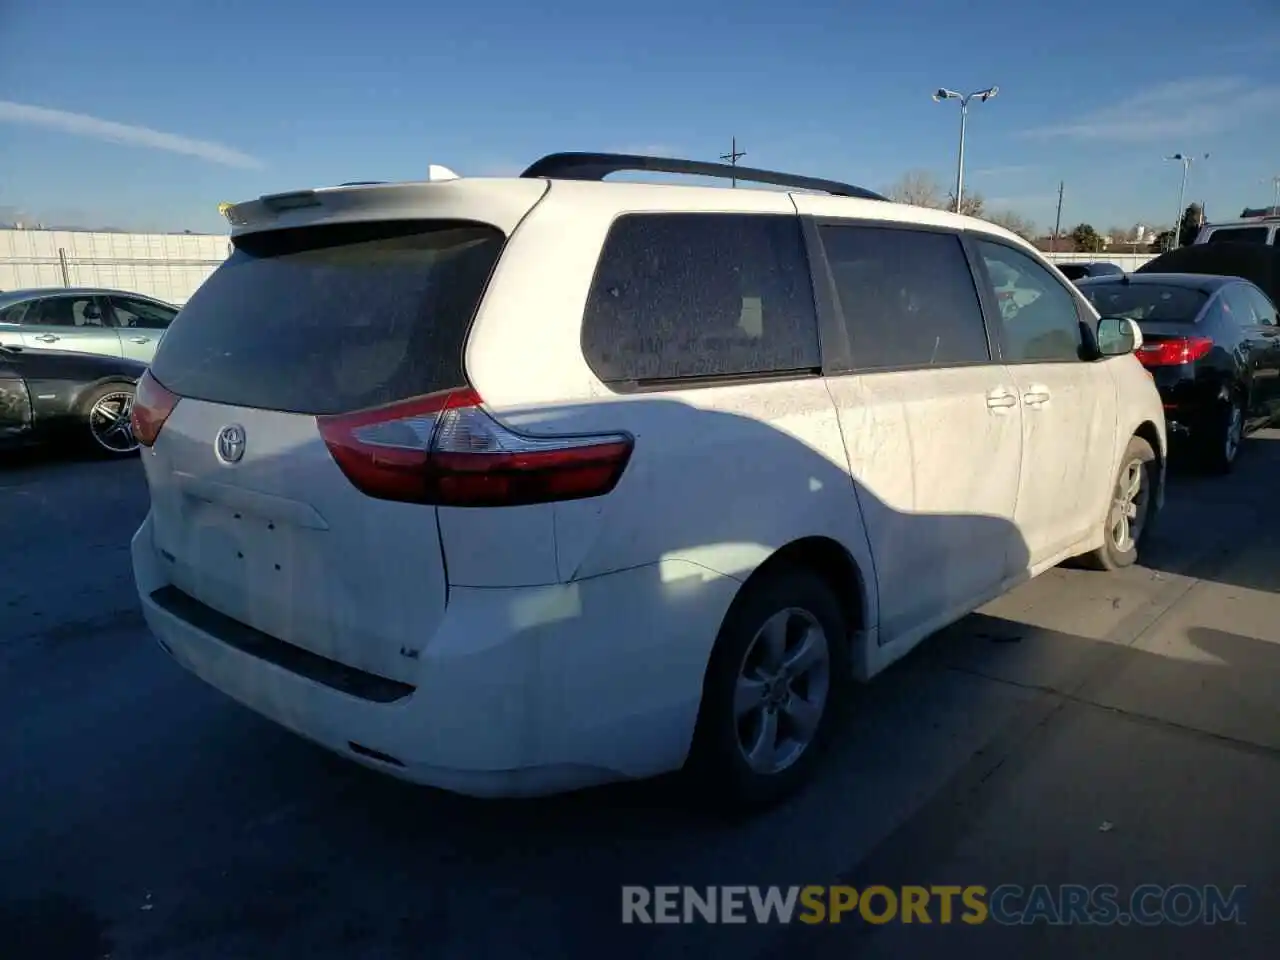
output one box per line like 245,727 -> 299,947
886,170 -> 946,208
948,189 -> 986,218
984,210 -> 1036,240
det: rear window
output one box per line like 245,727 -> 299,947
1080,283 -> 1209,323
149,221 -> 504,415
1056,264 -> 1087,281
1206,227 -> 1269,245
581,213 -> 820,385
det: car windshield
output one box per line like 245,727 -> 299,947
1081,283 -> 1210,323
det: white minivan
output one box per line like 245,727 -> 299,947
130,152 -> 1166,808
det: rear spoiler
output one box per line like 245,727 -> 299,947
221,165 -> 465,228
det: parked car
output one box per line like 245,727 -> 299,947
1193,217 -> 1280,247
1077,272 -> 1280,471
0,344 -> 145,455
129,151 -> 1166,809
1138,241 -> 1280,306
0,287 -> 179,364
1055,261 -> 1124,283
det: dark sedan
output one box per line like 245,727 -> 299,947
1077,273 -> 1280,472
0,345 -> 146,456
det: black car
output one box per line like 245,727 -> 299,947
1056,261 -> 1124,283
0,345 -> 146,456
1077,272 -> 1280,472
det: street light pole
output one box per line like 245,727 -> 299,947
1164,153 -> 1208,248
934,86 -> 999,213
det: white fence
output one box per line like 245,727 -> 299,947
0,227 -> 1161,309
1043,251 -> 1156,272
0,229 -> 230,305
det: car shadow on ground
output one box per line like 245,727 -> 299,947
5,412 -> 1279,959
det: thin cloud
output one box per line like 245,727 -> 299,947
613,144 -> 683,157
986,194 -> 1057,208
1017,78 -> 1280,143
972,164 -> 1036,178
0,100 -> 263,169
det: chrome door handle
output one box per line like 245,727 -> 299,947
986,389 -> 1018,409
128,336 -> 151,344
34,334 -> 59,343
1023,389 -> 1052,406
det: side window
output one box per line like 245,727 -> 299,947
110,296 -> 177,330
1207,227 -> 1269,245
819,225 -> 989,370
581,213 -> 820,384
0,301 -> 32,325
30,296 -> 107,327
1242,285 -> 1277,326
976,241 -> 1084,363
1221,285 -> 1260,325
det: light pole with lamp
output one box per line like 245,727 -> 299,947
1164,152 -> 1208,249
933,86 -> 999,214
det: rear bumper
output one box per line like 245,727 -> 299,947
1149,370 -> 1228,439
131,511 -> 738,797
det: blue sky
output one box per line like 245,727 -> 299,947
2,0 -> 1279,236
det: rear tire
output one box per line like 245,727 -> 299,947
685,565 -> 850,812
1081,435 -> 1156,571
1196,394 -> 1244,475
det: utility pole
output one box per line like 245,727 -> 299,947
1050,180 -> 1064,253
720,137 -> 746,188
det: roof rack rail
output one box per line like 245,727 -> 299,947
520,151 -> 889,201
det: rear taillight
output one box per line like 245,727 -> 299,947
316,387 -> 634,507
131,370 -> 180,446
1136,336 -> 1214,368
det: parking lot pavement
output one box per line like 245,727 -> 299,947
2,438 -> 1278,959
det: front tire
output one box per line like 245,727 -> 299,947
685,566 -> 850,812
81,383 -> 139,457
1082,435 -> 1155,571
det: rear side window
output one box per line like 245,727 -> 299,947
150,221 -> 504,415
0,301 -> 30,325
581,213 -> 820,385
1207,227 -> 1269,245
819,225 -> 990,371
1057,264 -> 1087,281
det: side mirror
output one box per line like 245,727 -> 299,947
1096,316 -> 1143,356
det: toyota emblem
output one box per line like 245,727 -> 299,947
215,424 -> 246,464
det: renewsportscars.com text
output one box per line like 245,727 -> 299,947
621,884 -> 1247,926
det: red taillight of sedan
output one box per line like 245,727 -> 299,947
1136,336 -> 1214,368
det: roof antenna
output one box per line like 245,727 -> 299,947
427,164 -> 460,181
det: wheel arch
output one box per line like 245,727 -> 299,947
72,376 -> 138,415
718,536 -> 870,672
1132,418 -> 1165,515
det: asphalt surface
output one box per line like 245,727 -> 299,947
2,436 -> 1279,959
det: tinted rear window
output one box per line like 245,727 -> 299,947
1056,264 -> 1087,280
820,225 -> 990,371
581,213 -> 820,385
1207,227 -> 1269,245
150,221 -> 504,415
1080,283 -> 1209,322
